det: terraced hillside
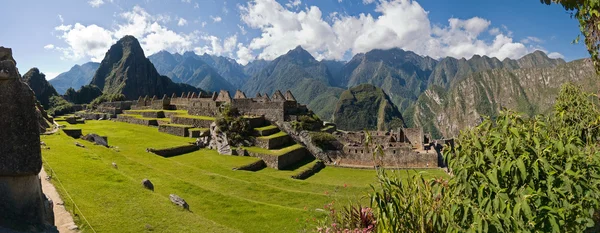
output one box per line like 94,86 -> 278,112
42,120 -> 446,232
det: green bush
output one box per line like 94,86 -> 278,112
366,83 -> 600,232
309,132 -> 337,150
48,96 -> 74,116
216,104 -> 252,146
90,93 -> 126,107
292,113 -> 321,131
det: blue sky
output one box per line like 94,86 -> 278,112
1,0 -> 587,80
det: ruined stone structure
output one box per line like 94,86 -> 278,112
99,89 -> 310,123
335,127 -> 438,168
0,47 -> 57,232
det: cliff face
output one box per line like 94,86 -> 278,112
22,68 -> 59,108
333,84 -> 404,131
0,47 -> 56,232
90,35 -> 199,100
408,59 -> 599,138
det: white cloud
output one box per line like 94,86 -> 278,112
88,0 -> 110,7
55,24 -> 72,31
236,43 -> 254,65
520,36 -> 543,44
201,21 -> 207,27
44,72 -> 60,80
548,52 -> 565,59
211,15 -> 222,22
238,0 -> 544,63
44,44 -> 55,50
194,3 -> 200,8
286,0 -> 301,8
238,24 -> 247,35
55,23 -> 115,62
178,18 -> 188,26
54,6 -> 198,62
182,0 -> 191,3
58,15 -> 64,23
488,27 -> 500,35
363,0 -> 375,4
194,35 -> 237,57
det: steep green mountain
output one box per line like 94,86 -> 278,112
428,51 -> 566,89
49,62 -> 99,94
166,56 -> 235,93
333,84 -> 404,131
339,48 -> 438,110
22,68 -> 59,108
408,58 -> 598,138
242,46 -> 343,120
320,59 -> 345,87
198,53 -> 247,88
243,59 -> 269,77
90,36 -> 199,100
64,85 -> 103,104
148,51 -> 181,78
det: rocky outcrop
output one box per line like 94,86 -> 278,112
0,47 -> 57,232
90,35 -> 199,100
208,122 -> 232,155
22,68 -> 59,109
82,134 -> 109,147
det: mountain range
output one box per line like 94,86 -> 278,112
49,62 -> 99,94
50,35 -> 594,138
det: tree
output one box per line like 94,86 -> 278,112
541,0 -> 600,73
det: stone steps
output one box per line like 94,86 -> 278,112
243,144 -> 308,170
253,125 -> 280,136
255,131 -> 292,149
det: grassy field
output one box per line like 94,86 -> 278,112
41,120 -> 447,232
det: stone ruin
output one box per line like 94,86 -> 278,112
0,47 -> 57,232
98,89 -> 311,123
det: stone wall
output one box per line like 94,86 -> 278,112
291,160 -> 325,180
171,116 -> 213,128
148,144 -> 199,157
62,128 -> 82,138
234,160 -> 267,171
76,112 -> 111,120
341,145 -> 437,168
247,147 -> 307,170
404,127 -> 424,150
255,134 -> 290,149
187,99 -> 220,116
255,126 -> 280,136
245,116 -> 266,128
141,111 -> 165,118
116,115 -> 158,126
275,121 -> 333,163
232,98 -> 286,122
159,124 -> 191,137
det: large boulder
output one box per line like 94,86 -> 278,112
82,134 -> 109,147
141,179 -> 154,191
0,47 -> 57,232
169,194 -> 189,210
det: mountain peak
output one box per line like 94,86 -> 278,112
284,45 -> 314,60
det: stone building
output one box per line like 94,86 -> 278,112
0,47 -> 56,232
335,127 -> 438,168
102,89 -> 310,122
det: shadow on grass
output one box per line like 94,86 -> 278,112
280,156 -> 316,171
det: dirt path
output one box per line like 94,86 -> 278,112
40,168 -> 80,233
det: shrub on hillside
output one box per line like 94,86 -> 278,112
345,83 -> 600,232
47,95 -> 74,116
292,114 -> 321,131
309,132 -> 337,150
216,104 -> 252,146
90,93 -> 126,107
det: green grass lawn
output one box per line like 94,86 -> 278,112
42,120 -> 447,232
243,144 -> 304,156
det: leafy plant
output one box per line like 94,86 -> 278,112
216,104 -> 252,146
292,114 -> 322,131
48,95 -> 74,116
90,93 -> 126,107
309,132 -> 337,150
